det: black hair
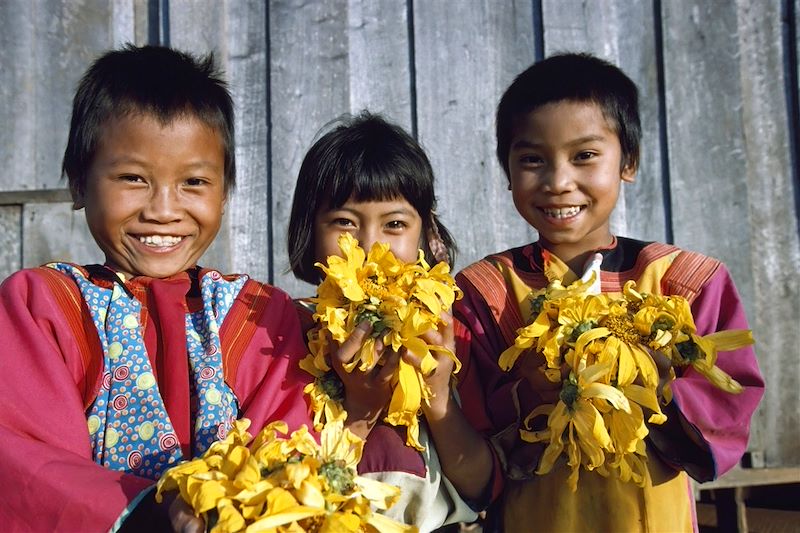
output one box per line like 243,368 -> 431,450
62,44 -> 235,202
288,112 -> 457,285
496,52 -> 641,178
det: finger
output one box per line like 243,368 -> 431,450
374,349 -> 400,384
332,321 -> 371,368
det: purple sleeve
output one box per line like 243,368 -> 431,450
669,265 -> 765,478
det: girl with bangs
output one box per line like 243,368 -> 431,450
287,112 -> 501,532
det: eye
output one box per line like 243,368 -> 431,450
574,151 -> 597,162
332,218 -> 355,228
119,174 -> 144,183
185,177 -> 207,186
385,220 -> 408,231
519,154 -> 544,166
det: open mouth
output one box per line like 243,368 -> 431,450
136,235 -> 185,248
540,206 -> 584,219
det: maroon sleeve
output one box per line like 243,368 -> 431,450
669,265 -> 765,479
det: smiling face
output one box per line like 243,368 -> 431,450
76,113 -> 226,279
314,197 -> 423,265
508,101 -> 636,268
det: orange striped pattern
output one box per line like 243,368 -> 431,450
35,267 -> 103,409
661,250 -> 721,304
459,257 -> 527,346
220,279 -> 271,386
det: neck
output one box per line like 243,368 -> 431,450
539,236 -> 615,274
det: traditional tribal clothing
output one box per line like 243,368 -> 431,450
0,264 -> 312,532
455,237 -> 764,532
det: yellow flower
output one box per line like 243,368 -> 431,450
521,362 -> 630,491
304,233 -> 461,451
503,276 -> 753,489
158,418 -> 416,533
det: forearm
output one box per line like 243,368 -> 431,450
423,394 -> 494,502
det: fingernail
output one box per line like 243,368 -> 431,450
357,321 -> 371,332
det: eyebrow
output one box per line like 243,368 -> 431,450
511,134 -> 609,150
329,206 -> 417,217
103,157 -> 221,170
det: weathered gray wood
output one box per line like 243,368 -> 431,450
0,0 -> 138,193
346,0 -> 413,131
0,206 -> 22,282
542,0 -> 666,243
169,0 -> 265,279
269,0 -> 412,296
414,0 -> 537,272
735,0 -> 800,467
0,189 -> 73,205
21,204 -> 102,267
661,2 -> 755,316
269,0 -> 348,295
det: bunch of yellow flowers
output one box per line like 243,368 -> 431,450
301,233 -> 461,451
155,418 -> 416,532
499,274 -> 753,491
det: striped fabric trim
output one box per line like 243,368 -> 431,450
219,279 -> 271,386
36,266 -> 103,409
661,250 -> 721,303
459,258 -> 525,346
598,242 -> 679,292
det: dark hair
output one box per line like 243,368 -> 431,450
288,112 -> 457,285
62,44 -> 235,202
496,52 -> 641,178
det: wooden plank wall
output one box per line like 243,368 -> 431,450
1,0 -> 797,469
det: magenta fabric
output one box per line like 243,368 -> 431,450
0,267 -> 312,532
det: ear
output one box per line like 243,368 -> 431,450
621,162 -> 637,184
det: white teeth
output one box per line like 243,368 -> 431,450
138,235 -> 183,247
542,206 -> 582,218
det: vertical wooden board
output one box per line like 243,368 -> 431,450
541,0 -> 666,242
21,204 -> 102,267
736,0 -> 800,466
661,2 -> 755,317
414,0 -> 538,272
0,206 -> 22,282
0,0 -> 132,192
169,1 -> 268,280
347,0 -> 412,130
269,0 -> 350,296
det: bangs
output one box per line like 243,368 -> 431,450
320,142 -> 431,214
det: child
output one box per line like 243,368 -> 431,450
287,112 -> 502,532
454,53 -> 765,531
0,45 -> 312,532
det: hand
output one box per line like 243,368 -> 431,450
330,321 -> 399,438
516,350 -> 567,406
168,495 -> 205,533
403,311 -> 457,420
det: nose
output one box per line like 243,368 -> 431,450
141,185 -> 182,222
355,227 -> 379,253
541,161 -> 576,194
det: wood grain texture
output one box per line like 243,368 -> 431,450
269,0 -> 350,296
169,0 -> 268,279
21,204 -> 102,268
413,0 -> 538,272
0,0 -> 138,192
0,206 -> 22,282
735,0 -> 800,466
661,1 -> 755,314
542,0 -> 666,242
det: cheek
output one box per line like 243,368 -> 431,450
314,231 -> 343,264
